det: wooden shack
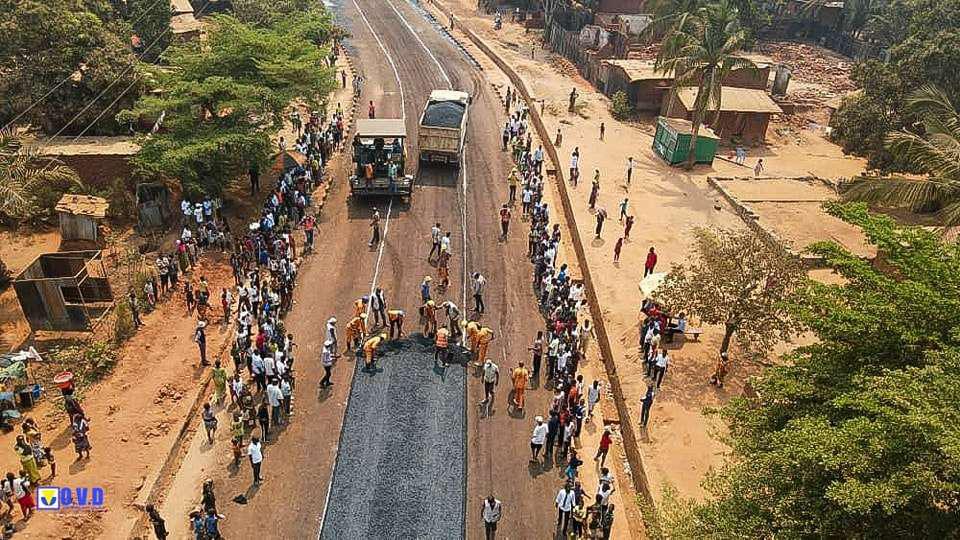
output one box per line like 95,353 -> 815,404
600,60 -> 673,112
55,195 -> 109,243
13,251 -> 113,332
663,87 -> 783,143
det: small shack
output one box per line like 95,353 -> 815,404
55,194 -> 109,243
663,87 -> 783,143
13,251 -> 113,332
653,117 -> 720,166
600,60 -> 673,112
136,182 -> 172,230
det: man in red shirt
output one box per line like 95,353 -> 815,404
644,247 -> 658,277
499,204 -> 512,238
595,426 -> 613,466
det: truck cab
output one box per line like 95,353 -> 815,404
349,119 -> 414,198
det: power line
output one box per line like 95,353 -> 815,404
1,0 -> 181,133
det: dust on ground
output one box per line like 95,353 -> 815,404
433,0 -> 867,507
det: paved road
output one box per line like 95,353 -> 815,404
217,0 -> 561,537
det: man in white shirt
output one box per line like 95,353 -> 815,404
266,379 -> 283,426
320,340 -> 334,387
587,380 -> 602,418
654,350 -> 670,388
481,495 -> 502,540
251,352 -> 266,393
472,272 -> 487,314
479,359 -> 499,412
326,317 -> 339,356
530,415 -> 548,462
429,223 -> 442,260
247,436 -> 264,484
555,484 -> 576,535
596,480 -> 615,509
440,232 -> 451,255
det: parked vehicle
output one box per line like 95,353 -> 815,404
418,90 -> 470,166
349,119 -> 414,197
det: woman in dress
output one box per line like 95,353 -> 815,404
71,414 -> 92,460
13,437 -> 40,483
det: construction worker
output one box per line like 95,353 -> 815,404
440,301 -> 461,337
421,300 -> 437,337
435,326 -> 450,367
437,251 -> 450,289
511,361 -> 530,410
362,333 -> 387,370
344,313 -> 367,353
464,320 -> 480,352
387,309 -> 405,339
475,326 -> 495,365
353,296 -> 368,318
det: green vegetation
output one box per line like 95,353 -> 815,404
654,0 -> 756,168
129,0 -> 172,64
0,0 -> 142,135
122,11 -> 337,197
648,203 -> 960,538
0,128 -> 82,223
843,85 -> 960,225
830,0 -> 960,172
610,91 -> 633,120
655,227 -> 806,357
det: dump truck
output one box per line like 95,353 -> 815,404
418,90 -> 470,166
349,119 -> 414,197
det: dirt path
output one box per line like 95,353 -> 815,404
0,251 -> 234,539
427,0 -> 868,507
153,0 -> 638,538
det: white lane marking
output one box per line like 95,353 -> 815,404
460,154 -> 468,346
366,198 -> 394,313
351,0 -> 406,115
385,0 -> 452,89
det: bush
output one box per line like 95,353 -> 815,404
113,300 -> 136,344
610,91 -> 632,120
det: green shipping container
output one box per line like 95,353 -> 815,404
652,116 -> 719,166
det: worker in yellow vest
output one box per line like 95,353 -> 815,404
353,296 -> 368,318
387,309 -> 405,339
344,313 -> 367,353
463,320 -> 480,352
362,333 -> 387,370
475,326 -> 495,365
435,326 -> 450,367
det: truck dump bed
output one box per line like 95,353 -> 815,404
418,90 -> 470,166
422,101 -> 466,128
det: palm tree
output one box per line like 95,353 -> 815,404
656,0 -> 756,169
843,85 -> 960,226
0,128 -> 80,222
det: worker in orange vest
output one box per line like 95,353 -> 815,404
463,320 -> 480,352
362,333 -> 387,370
353,296 -> 368,318
435,326 -> 450,368
344,313 -> 367,353
475,326 -> 495,366
421,300 -> 437,337
387,309 -> 405,339
511,361 -> 530,410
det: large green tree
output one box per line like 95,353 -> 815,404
122,13 -> 336,197
656,0 -> 756,169
843,85 -> 960,225
128,0 -> 172,64
0,0 -> 142,135
647,204 -> 960,538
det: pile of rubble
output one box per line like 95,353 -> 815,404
758,40 -> 857,95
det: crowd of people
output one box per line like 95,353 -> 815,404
487,91 -> 616,539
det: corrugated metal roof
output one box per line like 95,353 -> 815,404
676,87 -> 783,114
55,195 -> 109,218
355,119 -> 407,138
603,60 -> 671,82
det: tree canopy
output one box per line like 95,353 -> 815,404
122,12 -> 336,197
830,0 -> 960,171
0,0 -> 143,135
654,226 -> 806,357
648,203 -> 960,538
